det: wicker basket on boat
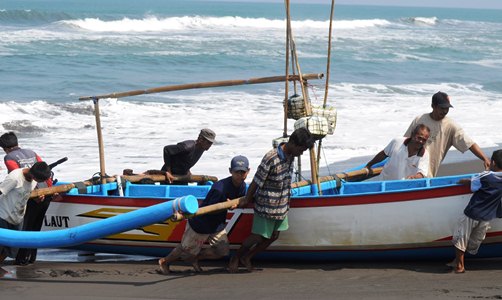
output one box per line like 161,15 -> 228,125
312,105 -> 337,135
294,116 -> 329,140
287,94 -> 308,120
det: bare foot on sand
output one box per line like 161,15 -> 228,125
454,268 -> 465,274
228,255 -> 239,273
240,255 -> 253,272
158,258 -> 170,275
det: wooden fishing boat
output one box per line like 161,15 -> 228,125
36,170 -> 502,261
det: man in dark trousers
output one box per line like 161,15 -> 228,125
0,132 -> 53,265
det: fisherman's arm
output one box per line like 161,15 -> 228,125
239,181 -> 257,208
365,150 -> 387,174
407,150 -> 429,179
0,176 -> 18,195
162,143 -> 189,182
468,143 -> 490,170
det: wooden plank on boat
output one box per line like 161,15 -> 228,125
119,174 -> 218,184
292,167 -> 383,188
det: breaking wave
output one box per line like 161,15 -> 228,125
60,16 -> 391,32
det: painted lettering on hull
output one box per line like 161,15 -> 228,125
44,215 -> 70,228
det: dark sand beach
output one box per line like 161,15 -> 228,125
2,258 -> 502,300
2,154 -> 502,300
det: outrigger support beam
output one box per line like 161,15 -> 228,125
92,97 -> 107,185
79,73 -> 324,101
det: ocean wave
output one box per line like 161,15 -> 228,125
1,120 -> 46,134
400,16 -> 438,26
0,9 -> 72,25
60,16 -> 391,32
461,58 -> 502,68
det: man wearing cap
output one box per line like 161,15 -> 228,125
160,128 -> 215,183
404,91 -> 490,177
158,155 -> 250,274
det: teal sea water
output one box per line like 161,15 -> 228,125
1,0 -> 501,181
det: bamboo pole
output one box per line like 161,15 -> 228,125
316,0 -> 336,175
283,0 -> 291,138
92,98 -> 107,185
194,196 -> 245,217
79,74 -> 324,101
119,174 -> 218,184
322,0 -> 336,108
291,167 -> 383,189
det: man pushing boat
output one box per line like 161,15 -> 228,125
157,155 -> 250,274
228,128 -> 314,273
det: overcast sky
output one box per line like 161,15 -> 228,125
208,0 -> 502,9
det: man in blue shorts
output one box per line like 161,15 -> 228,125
228,127 -> 314,273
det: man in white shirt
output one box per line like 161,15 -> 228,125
0,162 -> 51,264
366,124 -> 430,180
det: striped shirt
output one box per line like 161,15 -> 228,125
253,143 -> 294,220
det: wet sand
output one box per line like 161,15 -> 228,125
2,156 -> 502,299
2,258 -> 502,300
